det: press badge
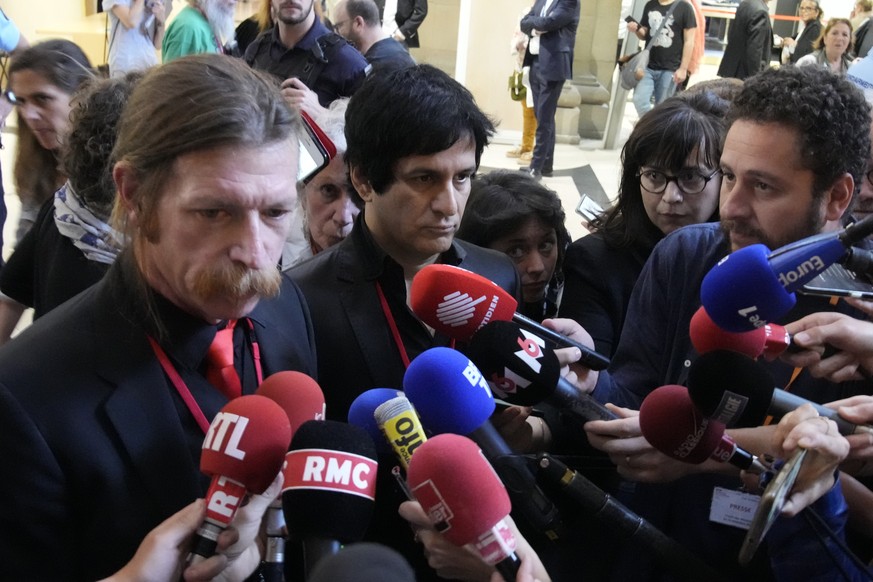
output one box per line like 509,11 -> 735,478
709,487 -> 760,529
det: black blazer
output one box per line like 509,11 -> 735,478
789,18 -> 822,63
521,0 -> 580,81
0,268 -> 317,580
717,0 -> 772,79
374,0 -> 428,48
289,224 -> 519,421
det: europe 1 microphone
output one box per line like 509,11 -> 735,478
700,214 -> 873,332
687,350 -> 873,435
410,264 -> 610,370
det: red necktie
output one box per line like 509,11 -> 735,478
205,319 -> 242,399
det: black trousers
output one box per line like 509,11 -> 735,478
529,58 -> 564,173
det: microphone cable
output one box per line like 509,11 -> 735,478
801,504 -> 873,581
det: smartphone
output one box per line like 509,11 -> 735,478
624,15 -> 639,25
298,110 -> 337,184
798,262 -> 873,300
738,449 -> 807,565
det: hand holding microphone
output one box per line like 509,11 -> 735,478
783,311 -> 873,381
188,395 -> 291,566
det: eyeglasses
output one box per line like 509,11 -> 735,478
332,20 -> 348,32
799,5 -> 818,11
637,168 -> 721,195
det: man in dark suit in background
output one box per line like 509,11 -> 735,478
375,0 -> 428,48
0,55 -> 317,579
718,0 -> 772,79
521,0 -> 580,180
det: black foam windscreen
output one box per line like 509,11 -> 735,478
466,320 -> 561,406
308,542 -> 416,582
686,350 -> 776,428
282,420 -> 378,543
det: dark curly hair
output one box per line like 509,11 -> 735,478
725,66 -> 870,201
458,169 -> 571,268
61,71 -> 143,220
593,90 -> 728,249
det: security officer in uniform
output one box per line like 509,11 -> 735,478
246,0 -> 369,109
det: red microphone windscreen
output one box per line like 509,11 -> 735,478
639,385 -> 726,465
256,371 -> 326,435
690,306 -> 767,359
200,394 -> 291,493
406,433 -> 511,547
410,264 -> 518,341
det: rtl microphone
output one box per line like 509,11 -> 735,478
639,385 -> 768,473
282,419 -> 378,577
410,264 -> 610,370
407,434 -> 521,581
348,388 -> 405,456
189,394 -> 291,565
374,395 -> 428,470
700,215 -> 873,332
256,371 -> 327,580
687,350 -> 873,435
403,347 -> 563,540
466,320 -> 617,422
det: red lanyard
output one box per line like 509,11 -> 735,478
375,280 -> 454,369
147,320 -> 264,434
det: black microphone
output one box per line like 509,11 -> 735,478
687,350 -> 873,435
282,420 -> 378,578
308,542 -> 416,582
466,320 -> 617,423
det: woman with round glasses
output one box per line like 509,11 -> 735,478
559,91 -> 727,357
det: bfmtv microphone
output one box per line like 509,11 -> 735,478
467,320 -> 617,422
639,385 -> 768,473
410,264 -> 610,370
375,395 -> 428,470
407,434 -> 521,581
700,215 -> 873,332
687,350 -> 873,436
282,419 -> 378,577
256,371 -> 326,580
189,395 -> 291,565
404,347 -> 563,540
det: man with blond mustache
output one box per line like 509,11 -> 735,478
0,55 -> 316,579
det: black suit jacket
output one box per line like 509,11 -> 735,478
789,18 -> 822,63
521,0 -> 580,81
717,0 -> 772,79
289,220 -> 520,421
374,0 -> 428,48
0,265 -> 316,580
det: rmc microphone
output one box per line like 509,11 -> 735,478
700,214 -> 873,332
687,350 -> 873,435
639,385 -> 767,473
403,347 -> 563,541
407,433 -> 521,582
282,419 -> 378,578
189,394 -> 291,565
410,264 -> 610,370
256,371 -> 327,580
466,320 -> 617,423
